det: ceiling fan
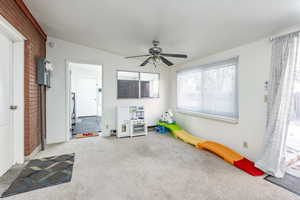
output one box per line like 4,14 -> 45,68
125,40 -> 188,67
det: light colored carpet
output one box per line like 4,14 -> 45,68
1,132 -> 300,200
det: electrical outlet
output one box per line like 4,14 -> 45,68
105,124 -> 109,129
243,141 -> 248,148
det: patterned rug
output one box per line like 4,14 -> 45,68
1,153 -> 75,198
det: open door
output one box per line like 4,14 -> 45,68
69,62 -> 102,138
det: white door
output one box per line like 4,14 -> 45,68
0,32 -> 14,176
77,77 -> 98,116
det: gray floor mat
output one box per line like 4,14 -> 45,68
265,173 -> 300,196
72,116 -> 101,134
1,154 -> 75,198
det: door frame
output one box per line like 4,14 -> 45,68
65,60 -> 103,141
0,16 -> 26,165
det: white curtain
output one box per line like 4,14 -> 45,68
255,33 -> 300,178
177,57 -> 238,119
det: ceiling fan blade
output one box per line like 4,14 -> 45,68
125,55 -> 150,59
140,57 -> 152,66
160,53 -> 188,58
160,56 -> 173,66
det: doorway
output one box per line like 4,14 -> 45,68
286,75 -> 300,178
0,16 -> 25,176
68,62 -> 102,138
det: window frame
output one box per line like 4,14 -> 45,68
176,57 -> 239,123
116,70 -> 160,99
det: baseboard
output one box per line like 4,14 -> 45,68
148,125 -> 157,128
108,125 -> 158,137
25,144 -> 41,161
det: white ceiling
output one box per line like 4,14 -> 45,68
24,0 -> 300,62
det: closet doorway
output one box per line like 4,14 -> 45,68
68,62 -> 102,139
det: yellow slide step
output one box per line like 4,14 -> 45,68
173,130 -> 206,147
197,141 -> 243,164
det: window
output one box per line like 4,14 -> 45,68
117,71 -> 139,98
177,57 -> 238,120
140,73 -> 159,98
117,71 -> 159,99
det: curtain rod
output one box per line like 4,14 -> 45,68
270,30 -> 300,41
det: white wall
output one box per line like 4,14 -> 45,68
170,38 -> 272,161
46,37 -> 169,143
71,63 -> 101,93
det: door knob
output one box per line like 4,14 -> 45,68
10,105 -> 18,110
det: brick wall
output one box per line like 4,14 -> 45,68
0,0 -> 46,155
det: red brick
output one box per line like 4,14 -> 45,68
0,0 -> 46,156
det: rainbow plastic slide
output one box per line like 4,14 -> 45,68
158,122 -> 264,176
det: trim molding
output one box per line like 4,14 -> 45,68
176,109 -> 239,124
14,0 -> 47,40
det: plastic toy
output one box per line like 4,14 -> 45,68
158,122 -> 264,176
160,109 -> 175,124
155,126 -> 170,134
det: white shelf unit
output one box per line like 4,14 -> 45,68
116,105 -> 147,138
130,120 -> 147,137
117,106 -> 130,138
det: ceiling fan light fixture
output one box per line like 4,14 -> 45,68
150,56 -> 161,67
154,56 -> 161,63
125,40 -> 188,67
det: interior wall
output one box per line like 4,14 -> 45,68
46,37 -> 170,143
0,0 -> 46,156
170,38 -> 272,161
71,63 -> 101,93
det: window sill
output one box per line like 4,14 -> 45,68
117,97 -> 160,100
176,109 -> 239,124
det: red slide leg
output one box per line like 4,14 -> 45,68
234,158 -> 264,176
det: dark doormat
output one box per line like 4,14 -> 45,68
1,153 -> 75,198
265,173 -> 300,196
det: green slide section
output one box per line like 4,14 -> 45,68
158,122 -> 182,131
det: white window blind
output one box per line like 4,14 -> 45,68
177,57 -> 239,119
